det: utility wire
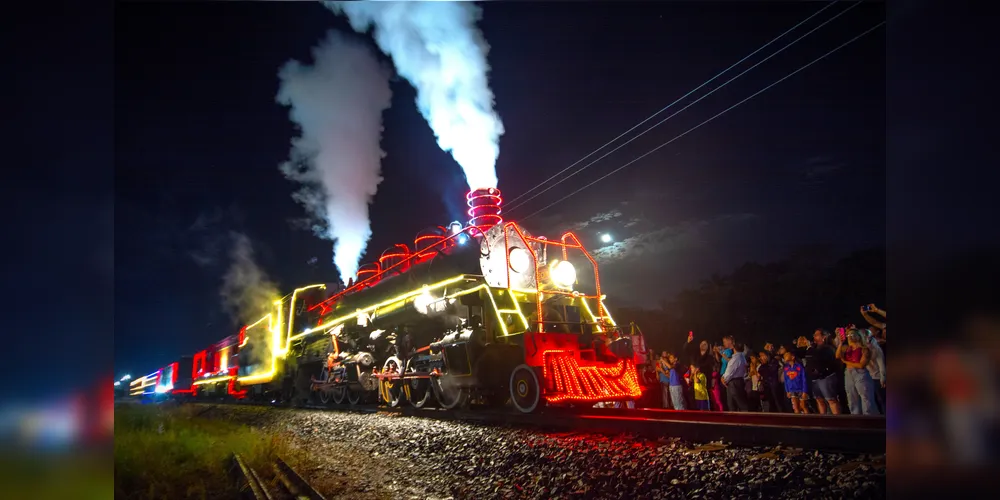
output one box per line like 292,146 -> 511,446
505,0 -> 841,207
506,0 -> 863,214
521,21 -> 886,223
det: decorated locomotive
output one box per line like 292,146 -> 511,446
140,189 -> 644,413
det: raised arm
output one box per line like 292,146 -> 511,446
861,304 -> 886,329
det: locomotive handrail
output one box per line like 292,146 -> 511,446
308,224 -> 485,313
503,222 -> 607,332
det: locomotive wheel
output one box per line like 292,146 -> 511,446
318,387 -> 334,405
347,387 -> 362,405
381,357 -> 405,408
510,364 -> 542,413
432,376 -> 470,410
407,374 -> 433,409
331,385 -> 347,405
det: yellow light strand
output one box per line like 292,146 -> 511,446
284,284 -> 325,354
237,310 -> 277,384
291,275 -> 471,341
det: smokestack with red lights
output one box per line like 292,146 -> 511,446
466,187 -> 502,234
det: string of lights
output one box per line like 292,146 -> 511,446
520,20 -> 886,223
504,0 -> 863,215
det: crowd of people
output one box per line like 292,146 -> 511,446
638,304 -> 887,415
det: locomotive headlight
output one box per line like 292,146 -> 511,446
550,260 -> 577,289
508,247 -> 531,274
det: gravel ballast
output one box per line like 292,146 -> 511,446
196,404 -> 885,499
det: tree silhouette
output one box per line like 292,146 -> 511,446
616,246 -> 886,352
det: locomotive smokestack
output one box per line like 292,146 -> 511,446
466,187 -> 502,234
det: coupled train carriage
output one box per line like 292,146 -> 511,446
132,189 -> 649,413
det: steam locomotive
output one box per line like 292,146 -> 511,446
131,189 -> 645,412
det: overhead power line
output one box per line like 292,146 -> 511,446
506,0 -> 864,215
520,21 -> 886,223
505,0 -> 842,207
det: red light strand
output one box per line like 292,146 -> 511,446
541,350 -> 642,403
467,188 -> 502,231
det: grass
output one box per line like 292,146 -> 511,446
114,403 -> 296,500
0,452 -> 111,500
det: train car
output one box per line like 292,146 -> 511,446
127,370 -> 159,400
189,333 -> 245,399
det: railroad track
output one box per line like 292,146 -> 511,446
194,398 -> 884,454
231,453 -> 326,500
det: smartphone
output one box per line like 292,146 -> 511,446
862,305 -> 872,312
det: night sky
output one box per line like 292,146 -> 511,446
114,2 -> 885,376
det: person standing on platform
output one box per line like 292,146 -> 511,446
837,329 -> 877,415
863,328 -> 887,414
757,350 -> 786,412
722,342 -> 750,411
666,354 -> 687,410
715,336 -> 735,410
690,364 -> 710,410
782,350 -> 810,414
655,351 -> 671,409
809,329 -> 843,415
696,340 -> 724,411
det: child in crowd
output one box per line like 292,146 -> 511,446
667,354 -> 686,410
690,364 -> 709,410
781,351 -> 810,414
748,355 -> 762,411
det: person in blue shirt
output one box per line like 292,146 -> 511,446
717,336 -> 734,374
721,341 -> 750,411
781,351 -> 810,414
666,353 -> 687,410
714,336 -> 735,410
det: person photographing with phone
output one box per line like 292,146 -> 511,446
808,329 -> 843,415
860,303 -> 886,338
836,328 -> 878,415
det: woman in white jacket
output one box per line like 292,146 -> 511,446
864,329 -> 886,414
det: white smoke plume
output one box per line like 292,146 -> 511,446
219,232 -> 280,324
325,1 -> 505,190
277,30 -> 392,284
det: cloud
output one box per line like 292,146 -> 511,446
591,213 -> 758,264
569,208 -> 623,231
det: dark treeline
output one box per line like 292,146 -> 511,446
615,245 -> 886,352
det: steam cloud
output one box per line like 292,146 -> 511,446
325,1 -> 505,190
219,232 -> 280,324
220,233 -> 280,367
277,30 -> 392,284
